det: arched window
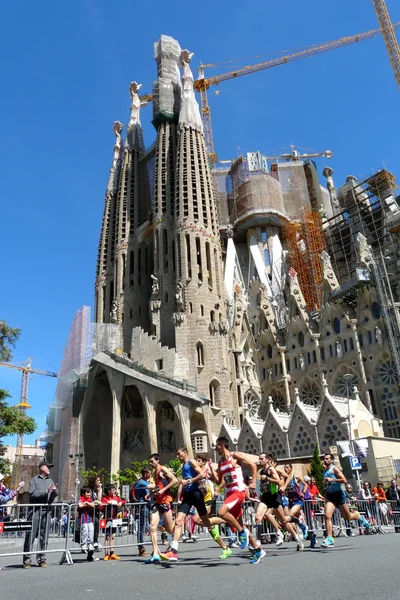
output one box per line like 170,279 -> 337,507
200,305 -> 204,317
209,379 -> 221,407
210,310 -> 215,322
197,342 -> 204,367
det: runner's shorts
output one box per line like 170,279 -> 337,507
223,491 -> 246,519
261,491 -> 283,509
179,490 -> 207,517
326,490 -> 347,507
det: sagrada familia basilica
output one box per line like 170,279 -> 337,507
46,36 -> 400,492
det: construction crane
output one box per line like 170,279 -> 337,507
140,21 -> 400,164
0,359 -> 58,480
264,146 -> 333,163
373,0 -> 400,90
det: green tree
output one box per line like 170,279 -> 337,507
0,321 -> 20,362
80,467 -> 111,488
0,322 -> 36,474
309,443 -> 325,493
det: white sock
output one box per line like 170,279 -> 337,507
171,540 -> 179,551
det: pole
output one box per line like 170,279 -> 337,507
343,374 -> 361,491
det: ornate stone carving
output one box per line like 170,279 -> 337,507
375,326 -> 383,346
128,81 -> 142,127
110,301 -> 117,324
355,233 -> 372,270
151,273 -> 159,297
123,429 -> 145,451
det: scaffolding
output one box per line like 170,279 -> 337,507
323,169 -> 400,380
283,210 -> 327,311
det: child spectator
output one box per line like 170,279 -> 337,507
78,486 -> 100,562
101,484 -> 125,560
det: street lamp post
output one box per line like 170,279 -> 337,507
343,374 -> 361,491
69,453 -> 84,502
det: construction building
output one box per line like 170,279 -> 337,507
45,35 -> 400,491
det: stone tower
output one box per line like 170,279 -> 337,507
95,83 -> 147,350
171,49 -> 232,414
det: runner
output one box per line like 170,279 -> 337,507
282,463 -> 309,541
208,437 -> 266,565
192,453 -> 232,559
145,453 -> 178,563
255,453 -> 306,551
160,446 -> 215,562
322,453 -> 370,548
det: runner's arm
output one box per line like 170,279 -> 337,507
158,466 -> 178,494
180,459 -> 205,486
267,466 -> 282,487
232,452 -> 257,486
328,466 -> 346,485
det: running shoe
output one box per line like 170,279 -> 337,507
296,538 -> 304,551
210,525 -> 220,541
229,541 -> 240,548
160,550 -> 178,562
360,516 -> 371,530
219,548 -> 233,560
321,537 -> 334,547
249,548 -> 266,565
276,531 -> 284,546
238,529 -> 249,550
299,522 -> 308,540
145,554 -> 161,564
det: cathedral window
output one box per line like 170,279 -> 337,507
196,237 -> 203,282
210,310 -> 215,322
209,379 -> 221,407
200,305 -> 204,317
186,235 -> 192,279
197,342 -> 204,367
206,242 -> 212,288
163,229 -> 168,272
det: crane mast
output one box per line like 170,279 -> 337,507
373,0 -> 400,90
0,360 -> 58,482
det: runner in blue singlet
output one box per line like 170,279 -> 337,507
322,453 -> 370,548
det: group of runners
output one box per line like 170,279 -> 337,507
141,436 -> 369,565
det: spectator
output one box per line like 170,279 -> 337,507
386,479 -> 400,502
101,484 -> 125,560
372,481 -> 388,525
87,475 -> 103,551
359,481 -> 373,501
0,473 -> 25,519
78,486 -> 100,562
133,468 -> 151,557
22,461 -> 57,569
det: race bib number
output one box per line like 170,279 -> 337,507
224,473 -> 234,485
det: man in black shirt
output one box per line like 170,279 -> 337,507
23,461 -> 57,568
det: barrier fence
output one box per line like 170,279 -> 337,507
1,498 -> 400,567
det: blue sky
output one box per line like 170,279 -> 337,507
1,0 -> 399,445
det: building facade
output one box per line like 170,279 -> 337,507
51,35 -> 400,484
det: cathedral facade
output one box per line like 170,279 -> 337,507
81,35 -> 400,475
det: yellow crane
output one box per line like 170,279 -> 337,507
140,21 -> 400,164
373,0 -> 400,90
0,359 -> 58,479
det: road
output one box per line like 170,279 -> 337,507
1,534 -> 399,599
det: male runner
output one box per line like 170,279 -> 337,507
255,453 -> 306,551
322,453 -> 370,548
209,437 -> 266,565
192,453 -> 232,559
160,447 -> 215,562
145,453 -> 178,563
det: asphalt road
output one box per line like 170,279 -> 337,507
1,534 -> 399,600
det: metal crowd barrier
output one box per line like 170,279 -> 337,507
2,497 -> 400,567
0,503 -> 72,566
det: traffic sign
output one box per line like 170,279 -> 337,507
350,456 -> 362,470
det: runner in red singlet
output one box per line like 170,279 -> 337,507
208,436 -> 266,565
145,453 -> 177,563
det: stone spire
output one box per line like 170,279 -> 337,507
179,50 -> 203,133
95,120 -> 124,323
126,81 -> 145,152
107,120 -> 124,194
